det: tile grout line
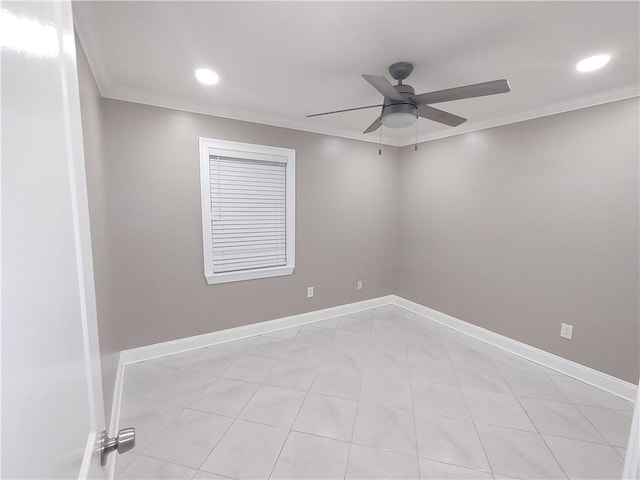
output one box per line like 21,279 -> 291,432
136,372 -> 626,469
614,446 -> 628,461
118,364 -> 200,477
135,348 -> 252,476
186,397 -> 625,454
194,333 -> 293,478
442,332 -> 496,477
500,359 -> 627,452
266,317 -> 337,479
493,355 -> 571,480
246,327 -> 307,480
546,371 -> 635,413
142,352 -> 237,410
572,403 -> 631,451
342,309 -> 374,480
133,309 -> 492,476
126,337 -> 275,478
120,315 -> 379,476
503,391 -> 623,448
400,309 -> 423,479
119,306 -> 631,479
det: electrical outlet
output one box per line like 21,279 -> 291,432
307,286 -> 314,298
357,280 -> 363,290
560,323 -> 573,340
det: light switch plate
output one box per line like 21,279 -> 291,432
307,286 -> 314,298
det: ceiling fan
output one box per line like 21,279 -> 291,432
307,62 -> 511,133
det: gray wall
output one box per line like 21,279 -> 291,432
397,98 -> 640,383
101,99 -> 399,350
76,40 -> 119,423
78,50 -> 638,385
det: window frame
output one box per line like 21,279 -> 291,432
199,137 -> 295,284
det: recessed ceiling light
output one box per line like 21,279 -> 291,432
195,68 -> 219,85
576,54 -> 610,73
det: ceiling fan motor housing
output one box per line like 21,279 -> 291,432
383,83 -> 417,119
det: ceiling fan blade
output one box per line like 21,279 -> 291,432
417,105 -> 467,127
363,116 -> 382,134
362,74 -> 404,101
306,104 -> 382,118
414,79 -> 510,105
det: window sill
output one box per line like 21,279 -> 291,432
205,265 -> 294,285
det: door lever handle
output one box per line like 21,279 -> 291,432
100,428 -> 135,466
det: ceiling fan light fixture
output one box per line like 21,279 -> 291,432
382,111 -> 416,128
576,54 -> 610,72
195,68 -> 219,85
382,103 -> 416,128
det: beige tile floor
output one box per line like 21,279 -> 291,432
115,306 -> 633,479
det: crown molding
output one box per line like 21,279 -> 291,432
102,84 -> 639,149
102,88 -> 405,147
73,11 -> 111,96
402,86 -> 640,147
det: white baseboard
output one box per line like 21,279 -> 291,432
392,295 -> 638,401
108,296 -> 391,479
104,295 -> 639,480
120,295 -> 395,365
111,292 -> 637,459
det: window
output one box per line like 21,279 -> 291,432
199,138 -> 295,284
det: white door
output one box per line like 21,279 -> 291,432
2,1 -> 108,477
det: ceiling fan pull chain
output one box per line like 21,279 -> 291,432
378,124 -> 382,155
415,116 -> 419,152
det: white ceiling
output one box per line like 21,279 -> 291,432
73,1 -> 639,146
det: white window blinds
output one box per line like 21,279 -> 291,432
209,156 -> 287,274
